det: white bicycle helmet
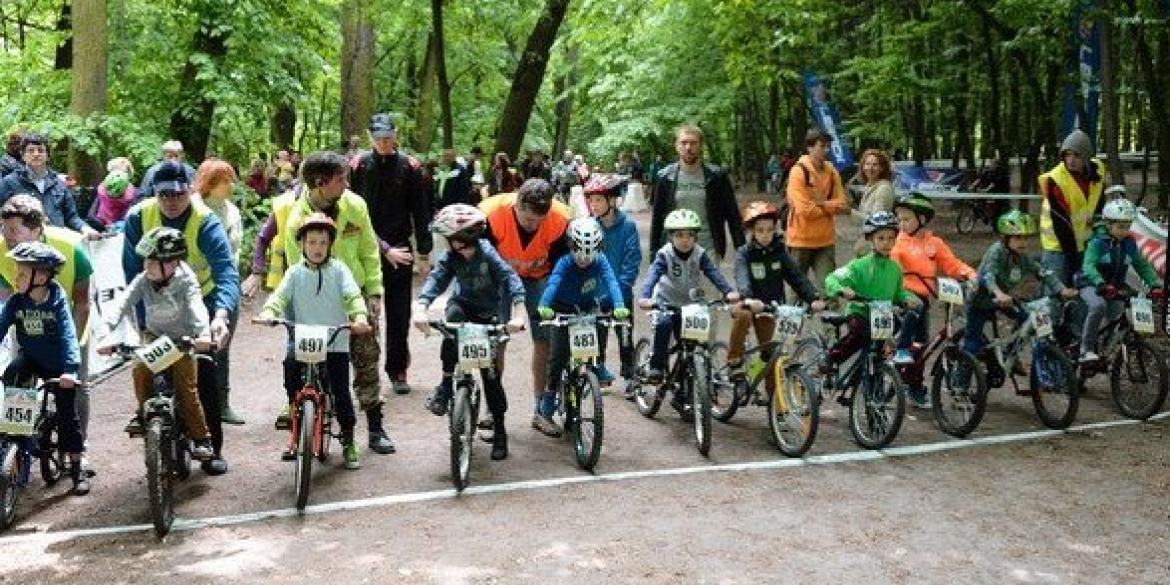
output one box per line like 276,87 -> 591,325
568,217 -> 604,263
431,203 -> 486,242
664,208 -> 702,231
862,210 -> 899,236
1102,198 -> 1137,222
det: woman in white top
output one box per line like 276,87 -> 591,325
850,148 -> 896,256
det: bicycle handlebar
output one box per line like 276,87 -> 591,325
252,317 -> 352,346
427,320 -> 515,340
538,311 -> 629,328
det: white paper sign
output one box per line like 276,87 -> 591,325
134,335 -> 183,374
937,278 -> 965,305
0,385 -> 42,436
681,304 -> 712,341
869,301 -> 895,340
1130,297 -> 1155,335
293,325 -> 329,364
774,305 -> 805,344
1027,300 -> 1053,337
569,324 -> 600,360
457,324 -> 493,370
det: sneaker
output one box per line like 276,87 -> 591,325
1079,351 -> 1100,364
274,404 -> 291,430
531,414 -> 563,437
124,415 -> 143,435
392,374 -> 412,395
641,366 -> 664,384
817,357 -> 835,376
192,439 -> 214,460
727,360 -> 745,381
281,448 -> 297,461
892,349 -> 914,365
342,441 -> 361,470
427,381 -> 453,417
595,364 -> 615,386
623,382 -> 637,401
907,386 -> 931,409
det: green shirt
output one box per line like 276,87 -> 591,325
824,252 -> 913,317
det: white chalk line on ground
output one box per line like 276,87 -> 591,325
2,411 -> 1165,546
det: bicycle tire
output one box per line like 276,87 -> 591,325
929,346 -> 988,438
36,413 -> 63,486
955,205 -> 976,234
571,369 -> 604,471
175,435 -> 192,481
318,394 -> 334,463
633,337 -> 663,418
1029,342 -> 1078,429
145,418 -> 174,538
707,341 -> 740,423
450,382 -> 474,491
1,442 -> 22,529
294,399 -> 316,510
769,363 -> 820,458
691,353 -> 713,456
1109,338 -> 1170,420
849,361 -> 906,449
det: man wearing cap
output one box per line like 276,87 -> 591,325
1038,128 -> 1107,288
122,160 -> 240,475
138,140 -> 197,200
783,128 -> 849,285
350,113 -> 433,399
649,125 -> 745,260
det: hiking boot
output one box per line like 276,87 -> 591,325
70,462 -> 90,496
531,414 -> 562,437
427,379 -> 453,417
367,406 -> 397,454
342,441 -> 361,470
124,415 -> 143,435
392,374 -> 412,395
275,404 -> 291,430
192,438 -> 214,460
490,422 -> 508,461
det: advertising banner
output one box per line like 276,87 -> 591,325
802,71 -> 855,171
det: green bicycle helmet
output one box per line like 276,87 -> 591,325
893,192 -> 935,223
664,208 -> 702,231
996,209 -> 1038,236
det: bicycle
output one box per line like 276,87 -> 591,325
789,299 -> 907,449
709,302 -> 821,457
107,337 -> 212,537
629,299 -> 729,457
1057,288 -> 1169,420
953,197 -> 1007,234
427,320 -> 512,490
962,296 -> 1078,429
540,312 -> 626,470
896,276 -> 989,438
0,380 -> 68,530
253,318 -> 350,511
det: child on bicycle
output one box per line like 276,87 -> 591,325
889,193 -> 977,405
728,201 -> 825,379
962,210 -> 1077,371
821,211 -> 922,373
537,217 -> 630,420
584,174 -> 642,389
1076,196 -> 1162,363
96,227 -> 215,462
638,209 -> 739,411
0,242 -> 87,494
256,213 -> 372,470
412,203 -> 527,460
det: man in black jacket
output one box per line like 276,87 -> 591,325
432,148 -> 474,208
649,125 -> 744,259
350,113 -> 433,398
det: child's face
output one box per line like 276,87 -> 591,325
1107,220 -> 1132,240
670,229 -> 696,252
145,258 -> 179,282
448,238 -> 476,259
586,193 -> 611,218
870,229 -> 898,255
301,230 -> 332,264
895,208 -> 921,235
1006,235 -> 1031,253
750,219 -> 776,246
13,264 -> 46,291
2,217 -> 38,249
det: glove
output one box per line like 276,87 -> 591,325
613,307 -> 630,320
1100,284 -> 1118,300
537,306 -> 554,320
1148,288 -> 1165,301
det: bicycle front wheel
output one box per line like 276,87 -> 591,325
571,369 -> 604,471
294,399 -> 316,510
633,337 -> 664,418
708,341 -> 741,423
690,353 -> 713,456
1029,342 -> 1078,429
450,382 -> 474,491
769,362 -> 820,457
1110,338 -> 1170,420
849,361 -> 906,449
37,414 -> 63,486
930,346 -> 988,438
144,418 -> 175,538
1,442 -> 23,529
955,204 -> 976,234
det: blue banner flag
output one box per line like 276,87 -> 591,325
1060,1 -> 1102,147
802,71 -> 854,171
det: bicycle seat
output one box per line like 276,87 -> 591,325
819,312 -> 851,327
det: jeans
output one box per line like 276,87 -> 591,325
4,355 -> 83,455
1079,287 -> 1124,354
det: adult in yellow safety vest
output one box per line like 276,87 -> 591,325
1037,128 -> 1106,289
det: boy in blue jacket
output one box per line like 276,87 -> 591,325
537,217 -> 630,434
584,174 -> 642,388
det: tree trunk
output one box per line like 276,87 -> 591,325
414,32 -> 437,155
340,0 -> 375,150
494,0 -> 572,160
552,42 -> 577,156
54,2 -> 72,70
1100,5 -> 1123,186
68,0 -> 107,187
168,2 -> 229,162
272,104 -> 296,151
432,0 -> 454,149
